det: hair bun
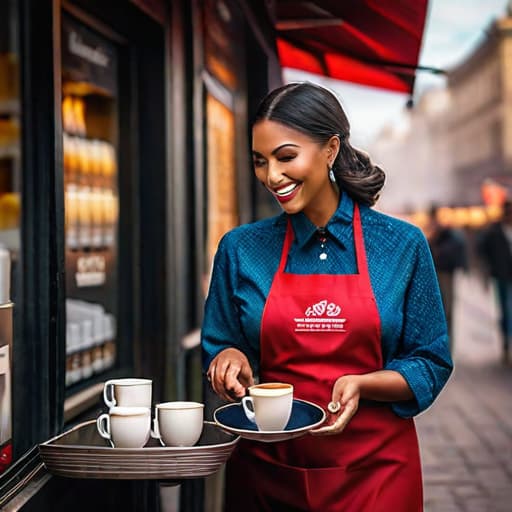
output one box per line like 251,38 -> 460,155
335,147 -> 385,206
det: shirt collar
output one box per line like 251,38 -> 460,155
288,192 -> 355,249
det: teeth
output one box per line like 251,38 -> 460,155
275,183 -> 298,196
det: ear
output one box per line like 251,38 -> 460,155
326,135 -> 340,165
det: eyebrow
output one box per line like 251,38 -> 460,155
252,143 -> 300,157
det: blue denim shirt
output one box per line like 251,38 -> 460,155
201,193 -> 453,418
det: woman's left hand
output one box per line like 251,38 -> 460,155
310,375 -> 361,436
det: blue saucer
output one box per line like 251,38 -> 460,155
214,399 -> 326,443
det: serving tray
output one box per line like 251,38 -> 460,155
39,420 -> 239,480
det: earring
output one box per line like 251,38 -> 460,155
328,165 -> 336,183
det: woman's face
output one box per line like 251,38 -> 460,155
252,119 -> 339,226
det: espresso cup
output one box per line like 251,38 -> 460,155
103,378 -> 152,408
151,401 -> 204,447
241,383 -> 293,431
96,406 -> 151,448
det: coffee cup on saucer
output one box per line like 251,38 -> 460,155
241,383 -> 293,431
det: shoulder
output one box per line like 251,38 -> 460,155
218,214 -> 286,252
360,204 -> 426,247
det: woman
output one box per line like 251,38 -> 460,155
202,82 -> 453,511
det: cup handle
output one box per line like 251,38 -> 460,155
103,380 -> 116,408
96,413 -> 111,440
151,416 -> 161,439
241,396 -> 256,423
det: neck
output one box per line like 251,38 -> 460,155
305,187 -> 340,227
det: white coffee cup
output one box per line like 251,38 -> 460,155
151,401 -> 204,447
242,383 -> 293,431
96,406 -> 151,448
103,378 -> 152,408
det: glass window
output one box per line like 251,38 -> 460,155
205,92 -> 238,266
0,0 -> 20,474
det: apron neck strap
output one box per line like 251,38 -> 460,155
279,218 -> 295,273
352,203 -> 369,276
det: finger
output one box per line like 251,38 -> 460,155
211,361 -> 230,400
238,362 -> 255,388
310,417 -> 347,436
310,421 -> 344,436
216,360 -> 245,402
210,364 -> 223,396
311,402 -> 356,436
207,363 -> 216,387
210,357 -> 226,389
331,380 -> 345,406
206,362 -> 215,382
225,364 -> 246,398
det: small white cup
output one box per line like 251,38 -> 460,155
151,401 -> 204,447
96,406 -> 151,448
242,383 -> 293,431
103,378 -> 152,408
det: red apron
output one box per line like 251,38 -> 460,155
225,204 -> 422,511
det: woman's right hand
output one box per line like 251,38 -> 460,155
207,348 -> 254,402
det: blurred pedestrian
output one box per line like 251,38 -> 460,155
476,200 -> 512,365
202,82 -> 453,511
426,204 -> 467,352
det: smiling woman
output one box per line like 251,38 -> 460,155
252,120 -> 340,226
201,81 -> 453,512
252,82 -> 385,211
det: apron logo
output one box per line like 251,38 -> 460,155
305,300 -> 341,317
295,300 -> 347,333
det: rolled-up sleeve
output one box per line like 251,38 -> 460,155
384,233 -> 454,417
201,232 -> 252,370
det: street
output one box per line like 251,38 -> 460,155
417,271 -> 512,512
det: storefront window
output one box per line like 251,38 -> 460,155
61,15 -> 119,389
0,0 -> 20,474
206,92 -> 238,266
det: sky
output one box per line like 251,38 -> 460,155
284,0 -> 510,147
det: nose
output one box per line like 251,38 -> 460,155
266,161 -> 284,187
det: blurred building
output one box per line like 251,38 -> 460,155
371,6 -> 512,215
370,87 -> 453,214
448,8 -> 512,204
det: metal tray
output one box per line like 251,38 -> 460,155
39,420 -> 239,480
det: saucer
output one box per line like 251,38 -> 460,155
213,398 -> 326,443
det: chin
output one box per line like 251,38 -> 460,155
279,202 -> 303,215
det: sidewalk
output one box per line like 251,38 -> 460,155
416,271 -> 512,512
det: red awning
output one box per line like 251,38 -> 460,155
275,0 -> 430,94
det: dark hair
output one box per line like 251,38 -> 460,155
253,82 -> 385,206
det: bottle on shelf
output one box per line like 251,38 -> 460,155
63,135 -> 79,249
65,299 -> 117,386
89,140 -> 104,249
76,138 -> 92,249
